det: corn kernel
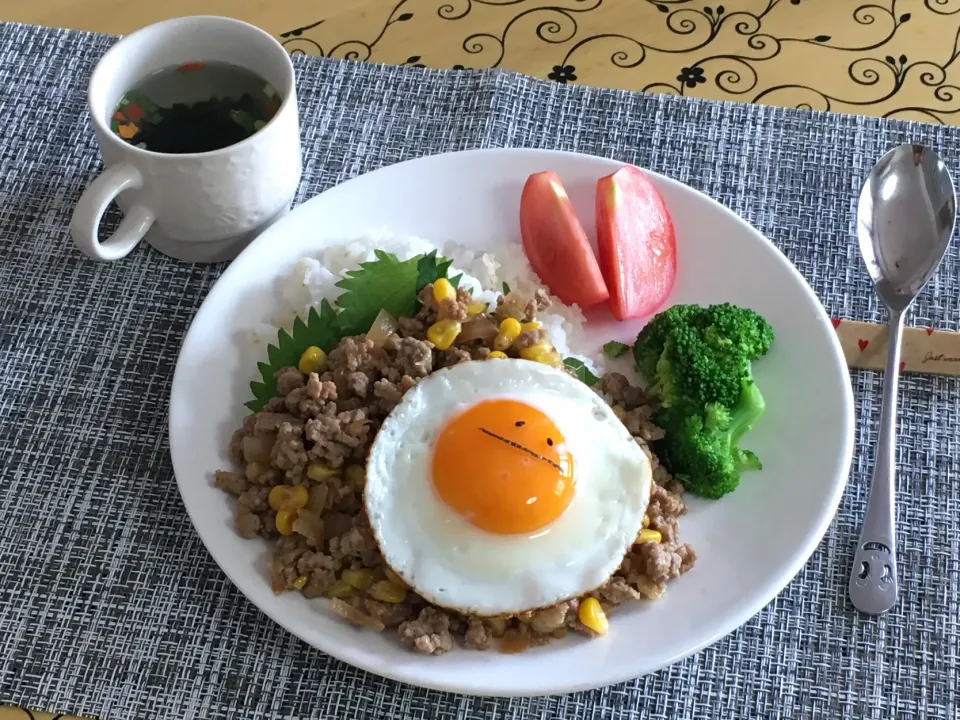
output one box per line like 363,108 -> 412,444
466,300 -> 488,316
636,528 -> 662,544
298,345 -> 327,374
269,484 -> 309,512
578,596 -> 609,636
368,580 -> 407,604
344,464 -> 366,490
383,566 -> 408,589
432,277 -> 456,303
342,568 -> 374,591
498,318 -> 522,342
326,579 -> 355,598
519,342 -> 553,361
520,321 -> 541,332
427,319 -> 462,351
275,509 -> 297,535
486,351 -> 507,360
306,462 -> 338,481
535,351 -> 564,369
642,514 -> 650,528
494,317 -> 524,351
292,575 -> 308,590
612,405 -> 626,421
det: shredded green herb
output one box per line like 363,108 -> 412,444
603,341 -> 632,359
563,357 -> 599,386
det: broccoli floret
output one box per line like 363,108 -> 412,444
633,303 -> 773,499
633,303 -> 701,380
635,303 -> 772,372
653,324 -> 749,411
697,302 -> 775,360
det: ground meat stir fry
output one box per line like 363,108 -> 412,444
216,283 -> 695,654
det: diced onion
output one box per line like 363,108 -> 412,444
458,316 -> 498,343
367,308 -> 399,347
307,485 -> 328,514
497,291 -> 528,321
329,598 -> 385,632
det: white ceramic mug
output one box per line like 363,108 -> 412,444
70,16 -> 303,263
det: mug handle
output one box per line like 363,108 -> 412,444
70,163 -> 156,261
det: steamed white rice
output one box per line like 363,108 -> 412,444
249,230 -> 604,374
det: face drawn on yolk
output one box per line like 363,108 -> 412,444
431,399 -> 575,534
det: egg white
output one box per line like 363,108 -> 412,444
364,359 -> 653,616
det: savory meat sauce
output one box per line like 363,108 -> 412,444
215,285 -> 695,654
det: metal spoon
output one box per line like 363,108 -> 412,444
850,143 -> 956,615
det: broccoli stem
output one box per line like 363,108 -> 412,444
730,376 -> 765,446
726,377 -> 765,472
700,375 -> 766,477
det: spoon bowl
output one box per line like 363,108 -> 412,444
857,144 -> 956,311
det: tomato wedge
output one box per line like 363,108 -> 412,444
595,165 -> 676,320
519,171 -> 609,308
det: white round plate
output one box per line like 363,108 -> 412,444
170,148 -> 855,697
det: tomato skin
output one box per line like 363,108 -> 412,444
519,171 -> 609,308
595,165 -> 677,320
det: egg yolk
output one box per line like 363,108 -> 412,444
431,399 -> 575,534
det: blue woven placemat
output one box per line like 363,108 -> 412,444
1,20 -> 959,720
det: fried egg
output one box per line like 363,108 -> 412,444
364,359 -> 652,616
